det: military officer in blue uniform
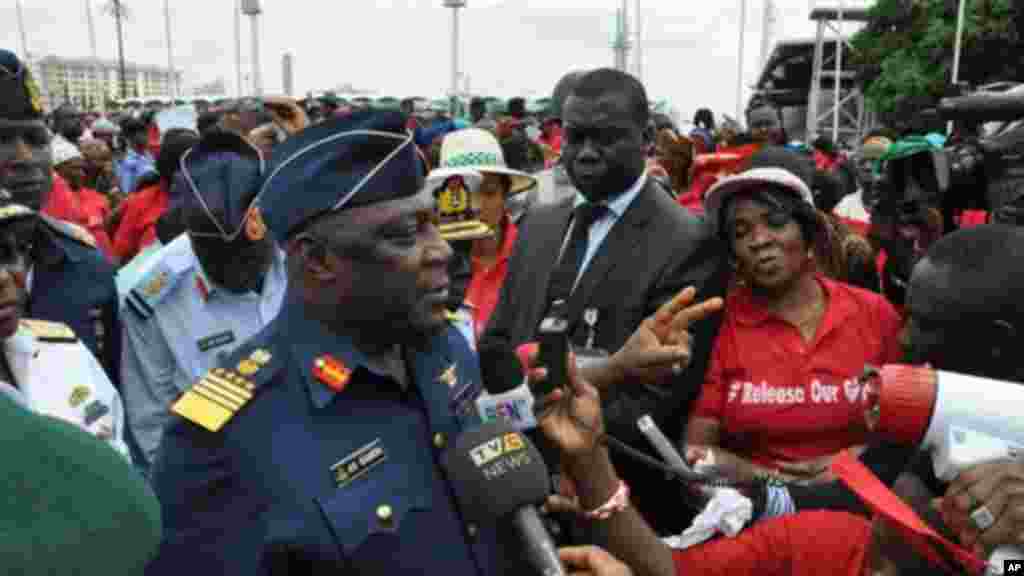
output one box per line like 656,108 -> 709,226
0,49 -> 120,387
148,111 -> 509,576
121,130 -> 287,470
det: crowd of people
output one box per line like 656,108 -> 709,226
1,43 -> 1023,576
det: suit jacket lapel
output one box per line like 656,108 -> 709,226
529,199 -> 575,306
567,183 -> 657,326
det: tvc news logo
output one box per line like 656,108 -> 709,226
726,379 -> 869,406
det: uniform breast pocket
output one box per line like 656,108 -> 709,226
314,453 -> 435,560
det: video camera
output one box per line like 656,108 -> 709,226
938,89 -> 1024,225
870,87 -> 1024,305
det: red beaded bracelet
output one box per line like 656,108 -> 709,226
583,480 -> 630,521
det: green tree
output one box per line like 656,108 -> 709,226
851,0 -> 1024,125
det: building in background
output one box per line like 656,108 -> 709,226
36,55 -> 183,110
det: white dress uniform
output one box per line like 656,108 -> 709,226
0,319 -> 129,459
120,234 -> 287,467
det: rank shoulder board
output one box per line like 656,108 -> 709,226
170,346 -> 277,432
20,319 -> 77,343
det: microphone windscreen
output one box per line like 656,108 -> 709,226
444,421 -> 551,524
939,93 -> 1024,122
479,342 -> 525,394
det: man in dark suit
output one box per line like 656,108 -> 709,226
479,68 -> 727,536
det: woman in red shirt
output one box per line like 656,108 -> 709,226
111,128 -> 198,264
686,166 -> 902,485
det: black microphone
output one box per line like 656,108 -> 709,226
938,93 -> 1024,122
445,421 -> 565,576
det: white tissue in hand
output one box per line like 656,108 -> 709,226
660,487 -> 753,550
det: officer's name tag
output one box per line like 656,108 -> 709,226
331,438 -> 387,489
197,331 -> 236,352
83,400 -> 110,426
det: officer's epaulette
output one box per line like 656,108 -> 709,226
20,319 -> 78,343
170,346 -> 278,432
38,214 -> 97,249
124,259 -> 190,320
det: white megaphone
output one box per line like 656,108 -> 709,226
862,364 -> 1024,575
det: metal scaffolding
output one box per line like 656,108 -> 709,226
805,6 -> 872,146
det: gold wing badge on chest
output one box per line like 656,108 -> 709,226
170,348 -> 272,432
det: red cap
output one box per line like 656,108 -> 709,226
874,365 -> 939,446
515,342 -> 539,374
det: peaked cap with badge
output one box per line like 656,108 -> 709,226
0,49 -> 44,121
257,109 -> 426,244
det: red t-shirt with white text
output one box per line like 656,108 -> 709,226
692,275 -> 903,466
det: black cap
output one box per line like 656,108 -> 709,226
179,130 -> 264,241
0,49 -> 44,121
257,110 -> 426,243
443,421 -> 550,524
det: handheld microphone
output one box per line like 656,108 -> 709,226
445,421 -> 566,576
477,343 -> 538,431
637,415 -> 712,491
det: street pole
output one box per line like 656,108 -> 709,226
15,0 -> 30,62
949,0 -> 967,135
234,0 -> 243,98
833,0 -> 843,144
443,1 -> 466,114
164,0 -> 177,100
249,15 -> 262,96
735,0 -> 748,121
85,0 -> 105,112
635,0 -> 643,82
113,0 -> 128,100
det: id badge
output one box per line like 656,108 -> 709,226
574,307 -> 608,370
573,345 -> 609,370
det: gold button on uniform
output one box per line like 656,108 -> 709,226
376,505 -> 393,524
433,433 -> 446,449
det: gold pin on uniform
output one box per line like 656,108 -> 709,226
437,363 -> 457,388
236,359 -> 260,376
69,385 -> 91,408
250,349 -> 272,365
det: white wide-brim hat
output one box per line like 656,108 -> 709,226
426,128 -> 538,196
704,167 -> 816,234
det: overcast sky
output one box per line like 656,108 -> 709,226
3,0 -> 871,120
